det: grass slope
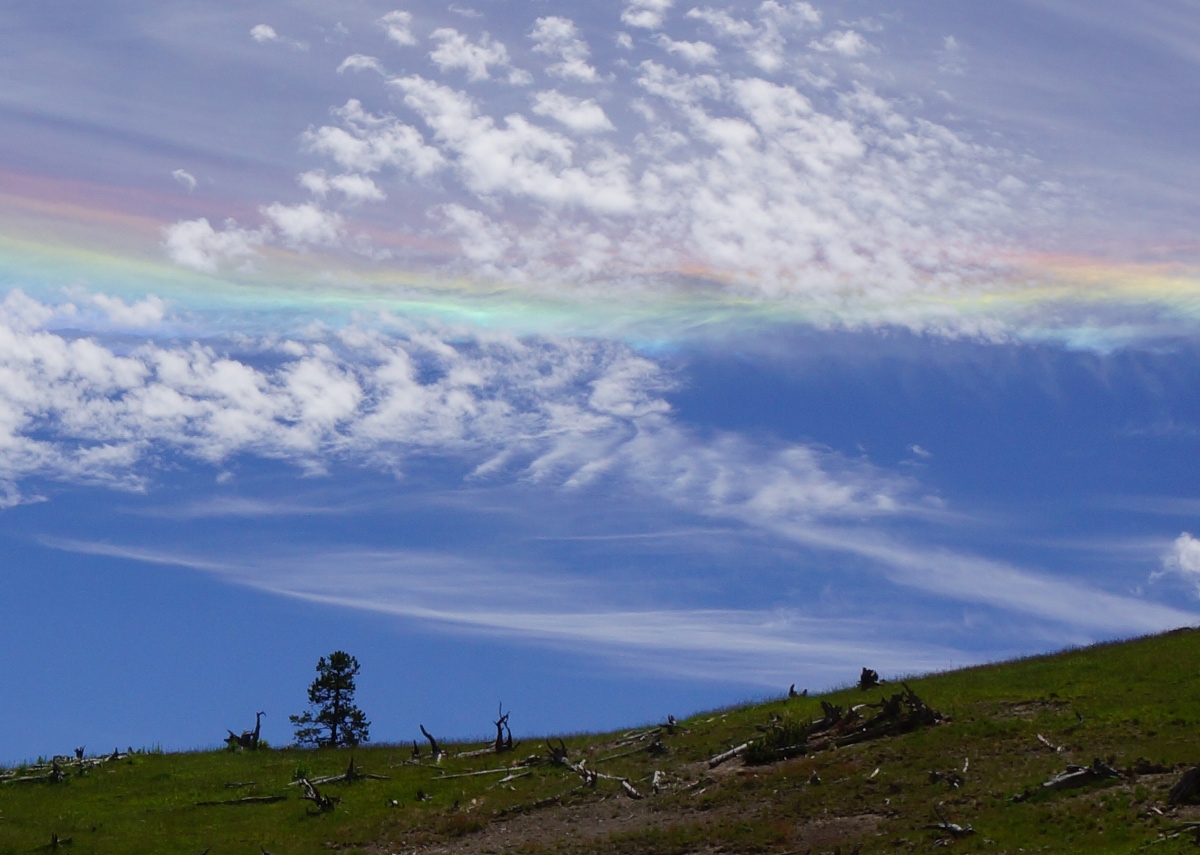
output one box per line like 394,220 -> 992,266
3,628 -> 1200,854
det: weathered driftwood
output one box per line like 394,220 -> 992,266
225,712 -> 265,751
1,751 -> 131,784
1170,766 -> 1200,806
737,684 -> 943,768
928,769 -> 965,789
596,738 -> 667,765
494,704 -> 514,753
1036,733 -> 1064,753
925,819 -> 975,838
490,771 -> 532,787
288,756 -> 388,787
419,725 -> 444,761
858,667 -> 882,691
1040,759 -> 1122,791
708,742 -> 751,768
196,795 -> 287,807
436,766 -> 532,781
4,760 -> 68,785
1012,758 -> 1123,801
298,778 -> 339,813
543,740 -> 642,798
620,779 -> 644,800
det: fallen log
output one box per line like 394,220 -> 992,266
196,795 -> 287,806
436,766 -> 533,781
288,756 -> 387,787
708,742 -> 751,768
1036,733 -> 1064,753
1012,758 -> 1123,801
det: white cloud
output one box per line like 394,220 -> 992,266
250,23 -> 306,50
4,293 -> 1189,655
171,169 -> 196,193
303,99 -> 445,177
655,34 -> 718,64
437,204 -> 513,266
811,29 -> 874,57
939,35 -> 965,75
1160,532 -> 1200,596
89,294 -> 167,328
337,54 -> 385,75
250,24 -> 278,43
378,10 -> 417,47
161,218 -> 262,273
622,0 -> 674,30
531,90 -> 614,134
391,75 -> 636,213
688,2 -> 821,72
260,202 -> 344,248
530,16 -> 600,83
429,28 -> 524,83
44,536 -> 968,686
297,170 -> 386,203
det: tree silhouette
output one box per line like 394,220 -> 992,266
289,651 -> 371,747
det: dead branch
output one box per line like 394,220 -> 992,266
620,779 -> 644,800
419,724 -> 444,761
494,703 -> 514,753
546,739 -> 570,766
491,771 -> 533,787
298,778 -> 339,813
1036,733 -> 1064,753
290,756 -> 388,787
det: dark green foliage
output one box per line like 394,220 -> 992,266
743,716 -> 809,765
289,650 -> 371,747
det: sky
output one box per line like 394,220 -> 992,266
1,0 -> 1199,764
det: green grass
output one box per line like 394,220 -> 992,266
4,628 -> 1200,854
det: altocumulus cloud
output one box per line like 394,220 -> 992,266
4,289 -> 1192,649
164,3 -> 1054,335
0,291 -> 905,525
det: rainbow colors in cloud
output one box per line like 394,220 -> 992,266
1,169 -> 1198,348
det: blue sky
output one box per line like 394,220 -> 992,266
1,0 -> 1199,764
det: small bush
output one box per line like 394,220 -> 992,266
744,717 -> 809,765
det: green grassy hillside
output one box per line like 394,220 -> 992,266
4,628 -> 1200,854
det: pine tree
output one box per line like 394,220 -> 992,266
289,650 -> 371,747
